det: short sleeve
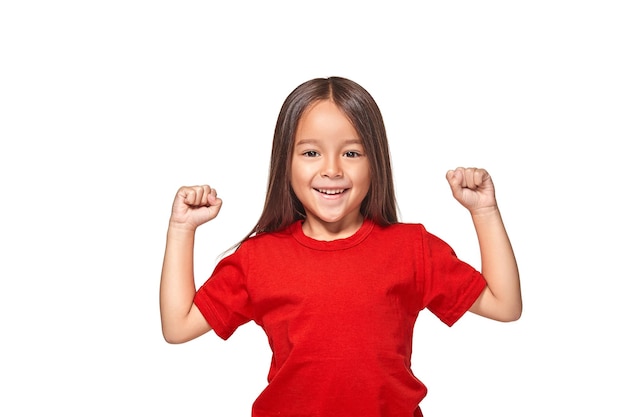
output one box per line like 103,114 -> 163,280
420,229 -> 486,327
193,244 -> 254,340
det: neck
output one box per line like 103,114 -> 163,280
301,215 -> 364,241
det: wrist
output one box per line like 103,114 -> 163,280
167,221 -> 197,236
470,205 -> 500,220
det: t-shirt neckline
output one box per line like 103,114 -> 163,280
290,218 -> 375,251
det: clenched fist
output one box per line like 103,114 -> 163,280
446,167 -> 497,214
169,185 -> 223,231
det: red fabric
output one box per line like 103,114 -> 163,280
194,219 -> 486,417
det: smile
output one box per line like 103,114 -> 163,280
314,188 -> 346,195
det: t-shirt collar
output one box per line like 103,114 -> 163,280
289,218 -> 375,251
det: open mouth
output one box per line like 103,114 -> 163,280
314,188 -> 346,195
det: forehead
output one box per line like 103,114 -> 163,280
296,100 -> 358,139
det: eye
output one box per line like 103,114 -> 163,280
303,150 -> 319,157
344,151 -> 362,158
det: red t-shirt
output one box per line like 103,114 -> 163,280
194,219 -> 486,417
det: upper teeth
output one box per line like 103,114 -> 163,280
318,189 -> 344,195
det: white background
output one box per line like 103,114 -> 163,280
1,1 -> 624,416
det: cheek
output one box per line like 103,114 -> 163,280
357,165 -> 372,187
288,158 -> 298,183
291,160 -> 316,179
289,162 -> 308,189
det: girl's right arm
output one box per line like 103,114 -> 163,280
159,185 -> 223,344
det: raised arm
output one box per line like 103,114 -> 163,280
446,168 -> 522,322
160,185 -> 222,343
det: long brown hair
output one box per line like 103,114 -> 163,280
240,76 -> 398,245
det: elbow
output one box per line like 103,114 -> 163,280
499,304 -> 523,322
500,312 -> 522,323
161,320 -> 211,344
161,326 -> 190,345
162,331 -> 180,345
163,334 -> 184,345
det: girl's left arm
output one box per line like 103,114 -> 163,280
446,167 -> 522,322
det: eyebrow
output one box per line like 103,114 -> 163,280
294,138 -> 363,146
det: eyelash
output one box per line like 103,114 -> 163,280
302,151 -> 362,158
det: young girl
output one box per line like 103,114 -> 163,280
160,76 -> 522,417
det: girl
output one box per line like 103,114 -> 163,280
160,76 -> 522,417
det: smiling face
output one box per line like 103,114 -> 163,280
290,100 -> 371,240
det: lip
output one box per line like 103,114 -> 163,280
314,187 -> 349,199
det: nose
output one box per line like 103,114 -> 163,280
321,155 -> 343,178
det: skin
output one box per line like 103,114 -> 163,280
446,167 -> 522,321
160,185 -> 218,343
290,100 -> 371,241
160,100 -> 521,344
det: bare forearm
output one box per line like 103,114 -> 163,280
159,185 -> 220,343
159,226 -> 205,342
471,207 -> 522,321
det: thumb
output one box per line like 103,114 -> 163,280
207,192 -> 224,216
446,168 -> 466,203
446,168 -> 461,189
446,169 -> 455,183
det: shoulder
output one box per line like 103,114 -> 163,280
236,223 -> 296,252
373,222 -> 453,251
373,221 -> 428,238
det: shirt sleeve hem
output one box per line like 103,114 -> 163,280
440,275 -> 487,327
193,294 -> 235,340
